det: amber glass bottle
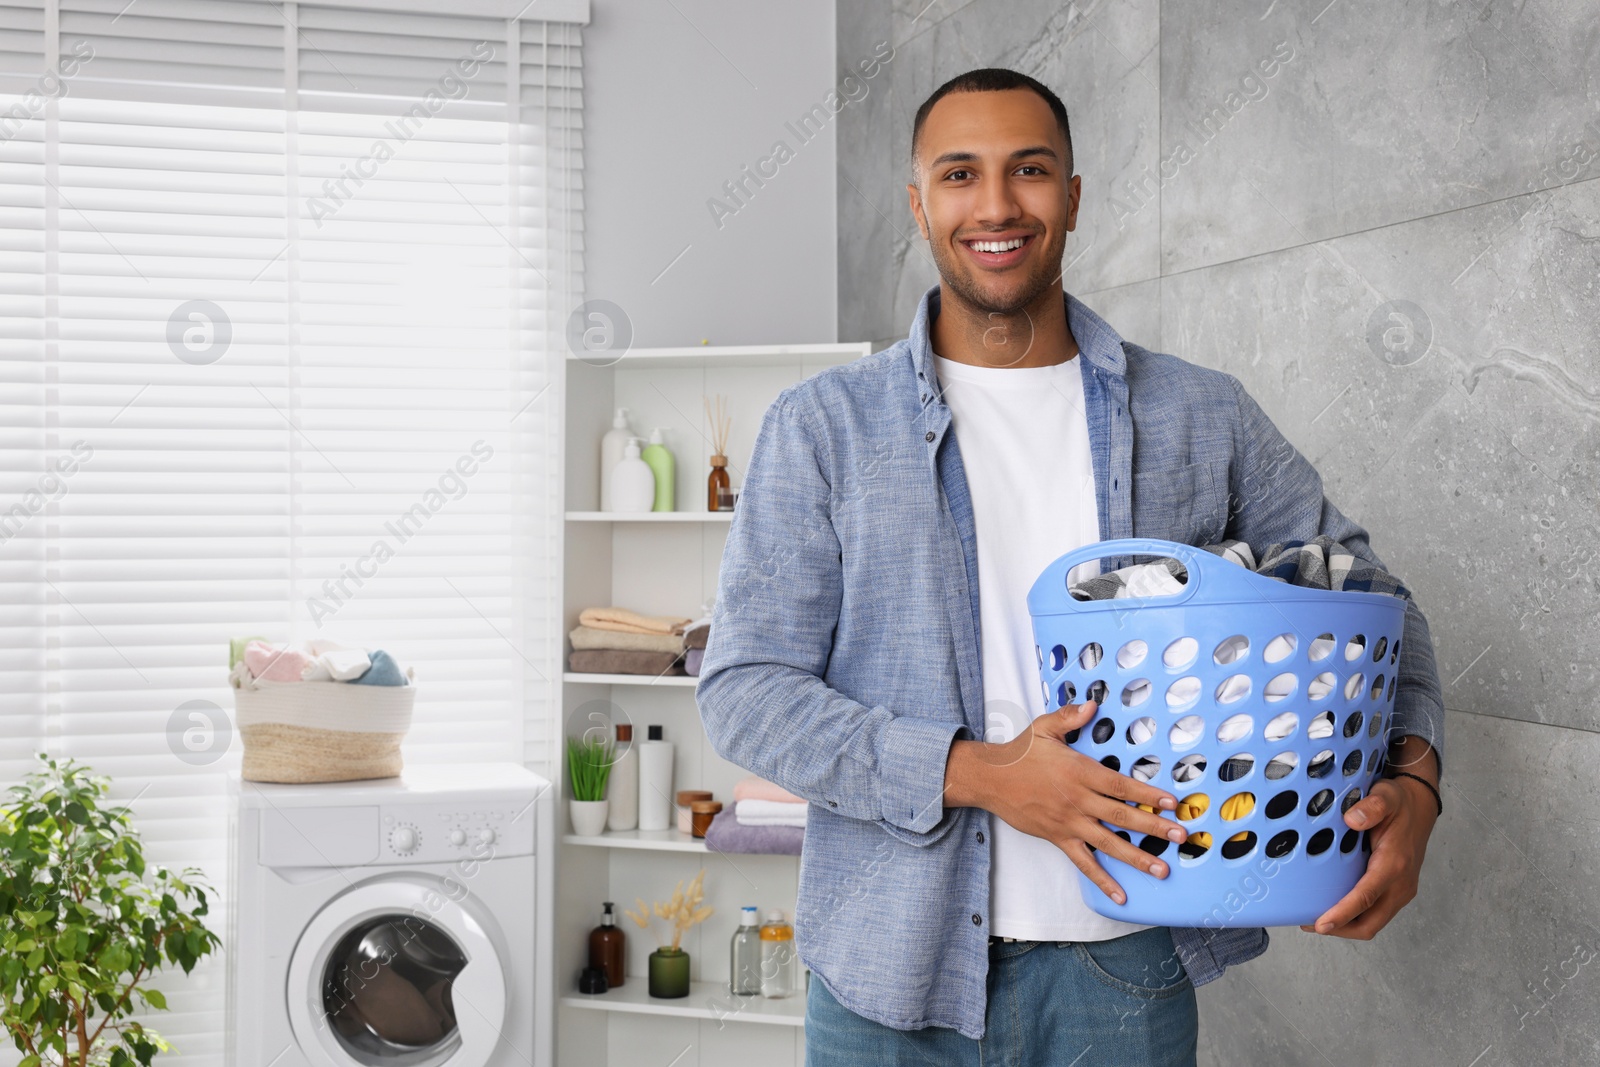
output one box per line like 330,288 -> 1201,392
707,454 -> 730,512
589,901 -> 626,988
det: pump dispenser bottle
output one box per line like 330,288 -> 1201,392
588,902 -> 626,988
599,407 -> 634,511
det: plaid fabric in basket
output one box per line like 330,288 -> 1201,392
1069,534 -> 1411,602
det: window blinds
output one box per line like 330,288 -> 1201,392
0,1 -> 580,1061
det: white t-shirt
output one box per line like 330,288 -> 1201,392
933,352 -> 1152,943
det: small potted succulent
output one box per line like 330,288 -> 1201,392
625,868 -> 713,998
0,755 -> 221,1067
565,734 -> 614,836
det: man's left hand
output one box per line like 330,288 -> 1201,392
1301,739 -> 1439,940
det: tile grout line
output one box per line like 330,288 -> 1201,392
1444,703 -> 1600,739
1076,169 -> 1600,297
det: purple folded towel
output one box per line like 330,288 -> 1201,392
703,807 -> 803,856
685,647 -> 704,676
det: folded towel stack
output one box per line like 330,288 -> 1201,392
704,808 -> 802,856
733,774 -> 807,827
702,775 -> 807,854
567,606 -> 696,677
682,620 -> 710,676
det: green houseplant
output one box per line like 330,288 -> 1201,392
1,755 -> 220,1067
565,735 -> 615,836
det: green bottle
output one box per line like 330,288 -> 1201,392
642,428 -> 675,512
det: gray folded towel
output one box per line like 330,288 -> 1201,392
703,807 -> 803,856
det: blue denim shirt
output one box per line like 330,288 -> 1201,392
697,285 -> 1445,1040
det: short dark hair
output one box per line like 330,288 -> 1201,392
911,68 -> 1073,186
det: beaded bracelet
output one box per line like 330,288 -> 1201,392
1384,770 -> 1442,817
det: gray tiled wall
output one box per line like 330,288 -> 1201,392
837,1 -> 1600,1062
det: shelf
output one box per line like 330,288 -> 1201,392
565,511 -> 734,523
567,341 -> 870,369
563,672 -> 699,687
563,827 -> 708,852
560,978 -> 806,1027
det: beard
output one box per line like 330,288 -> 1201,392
927,223 -> 1067,317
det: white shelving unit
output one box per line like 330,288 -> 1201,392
561,980 -> 807,1027
563,672 -> 700,687
566,511 -> 734,523
556,341 -> 871,1067
563,827 -> 708,852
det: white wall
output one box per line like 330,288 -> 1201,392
583,0 -> 839,347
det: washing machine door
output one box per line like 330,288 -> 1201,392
286,880 -> 508,1067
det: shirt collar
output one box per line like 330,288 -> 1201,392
907,283 -> 1128,386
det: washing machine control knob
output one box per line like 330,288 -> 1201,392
477,827 -> 496,846
390,825 -> 419,854
448,828 -> 467,847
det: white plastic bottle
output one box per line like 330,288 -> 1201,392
636,724 -> 674,831
606,722 -> 638,831
598,407 -> 634,512
608,438 -> 655,513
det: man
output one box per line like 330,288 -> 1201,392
698,68 -> 1443,1066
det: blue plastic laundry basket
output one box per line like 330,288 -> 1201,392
1026,538 -> 1408,928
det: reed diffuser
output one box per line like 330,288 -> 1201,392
625,868 -> 714,998
704,394 -> 732,511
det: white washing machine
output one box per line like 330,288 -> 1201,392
227,764 -> 553,1067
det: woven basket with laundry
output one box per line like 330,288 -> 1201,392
229,639 -> 415,784
1028,537 -> 1408,928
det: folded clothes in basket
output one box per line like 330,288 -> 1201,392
235,639 -> 409,686
1069,535 -> 1410,601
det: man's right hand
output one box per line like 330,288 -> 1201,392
943,701 -> 1189,906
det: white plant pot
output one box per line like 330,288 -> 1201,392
570,799 -> 610,836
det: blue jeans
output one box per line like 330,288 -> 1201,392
805,926 -> 1198,1067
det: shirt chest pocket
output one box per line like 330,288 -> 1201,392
1131,460 -> 1228,546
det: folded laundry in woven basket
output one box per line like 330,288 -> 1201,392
1069,535 -> 1410,601
236,639 -> 409,686
230,648 -> 416,784
568,625 -> 684,655
578,606 -> 692,636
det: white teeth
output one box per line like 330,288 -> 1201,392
969,237 -> 1026,253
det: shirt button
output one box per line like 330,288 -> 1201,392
925,431 -> 936,442
976,831 -> 985,844
971,914 -> 983,926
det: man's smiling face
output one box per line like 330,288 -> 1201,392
908,87 -> 1080,317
